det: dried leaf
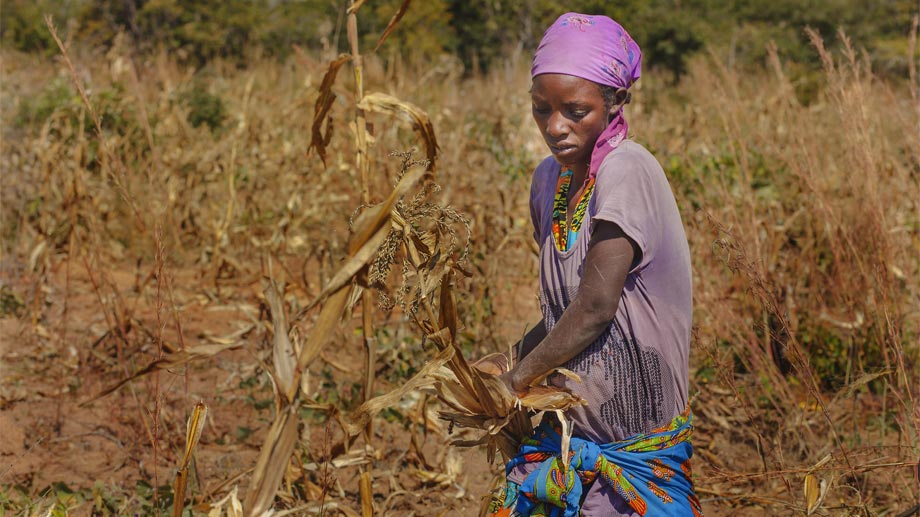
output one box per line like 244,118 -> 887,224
804,473 -> 824,515
308,54 -> 351,165
518,386 -> 586,411
411,468 -> 452,485
471,352 -> 509,376
291,286 -> 351,402
330,446 -> 375,468
82,343 -> 240,405
180,402 -> 208,470
202,324 -> 254,345
265,281 -> 296,397
556,410 -> 573,471
358,92 -> 439,169
412,449 -> 462,491
475,374 -> 517,412
457,351 -> 504,417
244,406 -> 300,516
552,368 -> 582,384
309,225 -> 389,310
529,367 -> 582,387
430,367 -> 486,414
344,345 -> 454,435
29,239 -> 47,272
373,0 -> 412,52
208,487 -> 243,517
805,474 -> 820,515
173,402 -> 208,517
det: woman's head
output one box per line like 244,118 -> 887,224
531,13 -> 641,176
530,74 -> 616,170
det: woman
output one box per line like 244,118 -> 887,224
484,13 -> 702,517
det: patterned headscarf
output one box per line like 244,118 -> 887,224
532,13 -> 642,179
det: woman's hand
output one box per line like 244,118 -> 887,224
473,353 -> 529,397
498,369 -> 528,397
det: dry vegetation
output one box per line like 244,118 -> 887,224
1,11 -> 918,517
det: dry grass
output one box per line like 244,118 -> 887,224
0,14 -> 918,516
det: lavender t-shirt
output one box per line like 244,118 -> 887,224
531,140 -> 691,443
513,140 -> 692,514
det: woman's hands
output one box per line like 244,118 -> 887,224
472,352 -> 528,397
498,370 -> 528,397
471,320 -> 549,397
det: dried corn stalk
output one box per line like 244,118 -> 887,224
342,152 -> 585,463
244,163 -> 428,516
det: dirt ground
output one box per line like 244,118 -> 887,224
0,250 -> 528,515
0,228 -> 914,516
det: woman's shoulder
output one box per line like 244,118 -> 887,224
602,140 -> 661,170
531,156 -> 560,188
596,140 -> 665,184
534,156 -> 559,177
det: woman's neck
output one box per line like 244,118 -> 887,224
566,162 -> 589,189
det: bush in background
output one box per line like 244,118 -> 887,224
4,0 -> 917,80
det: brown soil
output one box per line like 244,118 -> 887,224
3,251 -> 911,516
0,251 -> 518,515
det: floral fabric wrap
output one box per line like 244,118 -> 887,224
489,410 -> 703,517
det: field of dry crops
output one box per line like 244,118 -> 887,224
1,18 -> 919,517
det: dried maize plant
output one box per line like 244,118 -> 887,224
244,2 -> 427,514
247,2 -> 584,513
244,162 -> 429,517
363,151 -> 470,314
345,151 -> 586,465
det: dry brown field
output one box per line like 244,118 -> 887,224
1,22 -> 918,516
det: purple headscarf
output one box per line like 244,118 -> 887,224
532,13 -> 642,179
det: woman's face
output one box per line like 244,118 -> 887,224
531,73 -> 611,172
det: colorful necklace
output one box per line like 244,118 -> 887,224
551,169 -> 595,252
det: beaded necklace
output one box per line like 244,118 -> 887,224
551,169 -> 596,252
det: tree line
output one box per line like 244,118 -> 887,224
3,0 -> 917,80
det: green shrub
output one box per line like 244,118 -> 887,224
0,0 -> 82,54
182,85 -> 225,132
15,78 -> 77,128
16,79 -> 134,140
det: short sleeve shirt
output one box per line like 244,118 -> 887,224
529,140 -> 692,445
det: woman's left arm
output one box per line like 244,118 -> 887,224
503,220 -> 637,393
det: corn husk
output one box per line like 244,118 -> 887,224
430,364 -> 585,463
